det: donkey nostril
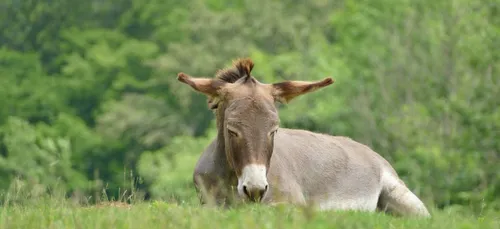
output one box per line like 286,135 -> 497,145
259,189 -> 266,199
264,185 -> 268,191
243,185 -> 249,197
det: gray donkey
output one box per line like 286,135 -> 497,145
177,58 -> 430,217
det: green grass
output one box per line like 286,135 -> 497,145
1,199 -> 499,229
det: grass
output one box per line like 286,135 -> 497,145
1,198 -> 499,229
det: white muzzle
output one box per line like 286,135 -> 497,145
237,164 -> 269,201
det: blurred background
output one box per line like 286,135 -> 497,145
0,0 -> 498,213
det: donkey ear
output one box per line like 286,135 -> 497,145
272,77 -> 334,103
177,72 -> 226,97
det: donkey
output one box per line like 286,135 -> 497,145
177,58 -> 431,217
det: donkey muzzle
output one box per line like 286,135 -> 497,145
237,164 -> 269,202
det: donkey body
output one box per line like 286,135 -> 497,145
178,58 -> 430,217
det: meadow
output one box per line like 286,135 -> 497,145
1,184 -> 499,229
2,198 -> 499,229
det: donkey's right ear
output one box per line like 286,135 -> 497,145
177,72 -> 226,97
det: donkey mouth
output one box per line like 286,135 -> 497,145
243,185 -> 267,202
245,194 -> 264,203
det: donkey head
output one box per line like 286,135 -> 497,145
177,58 -> 333,202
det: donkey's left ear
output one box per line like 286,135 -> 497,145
272,77 -> 334,103
177,72 -> 226,97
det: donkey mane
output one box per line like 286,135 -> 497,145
206,58 -> 256,113
215,58 -> 255,83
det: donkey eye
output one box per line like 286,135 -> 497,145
227,129 -> 238,137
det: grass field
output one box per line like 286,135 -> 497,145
1,198 -> 499,229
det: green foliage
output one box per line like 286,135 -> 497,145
0,0 -> 498,214
137,124 -> 217,204
0,117 -> 88,194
